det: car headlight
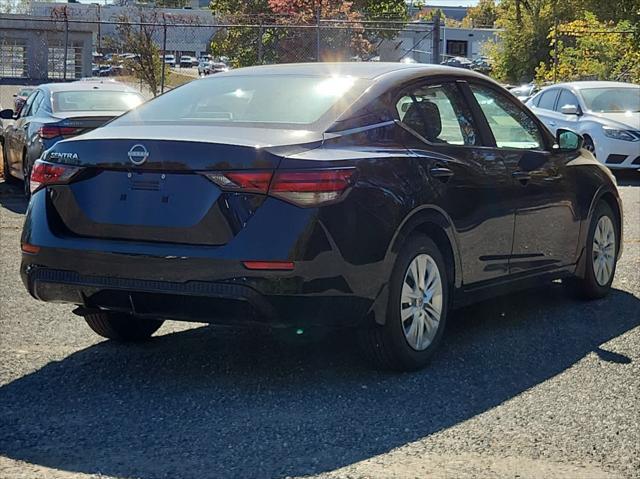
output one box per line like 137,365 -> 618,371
602,126 -> 640,141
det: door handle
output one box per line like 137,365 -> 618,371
430,166 -> 454,181
512,171 -> 531,185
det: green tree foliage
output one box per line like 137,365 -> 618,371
463,0 -> 498,28
485,0 -> 579,83
536,12 -> 640,83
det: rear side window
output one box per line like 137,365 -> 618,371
52,91 -> 143,113
396,83 -> 478,146
555,89 -> 580,112
537,90 -> 558,110
470,85 -> 544,150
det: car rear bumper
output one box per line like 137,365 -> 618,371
22,262 -> 374,329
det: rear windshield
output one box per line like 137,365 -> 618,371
52,91 -> 144,113
111,74 -> 367,128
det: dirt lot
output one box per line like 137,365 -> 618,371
0,172 -> 638,479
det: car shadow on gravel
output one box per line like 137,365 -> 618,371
0,179 -> 26,214
0,284 -> 638,478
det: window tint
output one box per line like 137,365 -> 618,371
471,85 -> 544,150
555,89 -> 579,112
396,83 -> 478,146
537,89 -> 558,110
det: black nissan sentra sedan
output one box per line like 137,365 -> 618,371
20,63 -> 623,371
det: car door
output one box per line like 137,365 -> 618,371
8,90 -> 40,178
395,80 -> 515,285
552,88 -> 582,131
529,88 -> 560,133
467,83 -> 581,274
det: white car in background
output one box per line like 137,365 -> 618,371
527,81 -> 640,170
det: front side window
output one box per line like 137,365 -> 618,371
19,90 -> 38,117
471,85 -> 544,150
396,83 -> 478,146
555,89 -> 580,112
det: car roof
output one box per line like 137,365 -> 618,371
218,62 -> 490,81
554,81 -> 639,90
36,81 -> 140,93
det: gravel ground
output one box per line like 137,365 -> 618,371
0,172 -> 638,479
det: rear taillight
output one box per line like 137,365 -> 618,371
30,160 -> 82,194
270,169 -> 355,206
38,126 -> 82,139
204,168 -> 355,207
205,171 -> 272,193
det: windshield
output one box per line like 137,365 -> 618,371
52,91 -> 144,113
581,87 -> 640,113
111,74 -> 366,128
18,88 -> 33,97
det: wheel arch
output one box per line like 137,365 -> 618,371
367,205 -> 462,326
388,205 -> 462,289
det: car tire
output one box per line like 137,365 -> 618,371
1,141 -> 19,184
570,201 -> 618,300
22,155 -> 31,198
583,135 -> 596,157
358,235 -> 449,371
84,311 -> 164,341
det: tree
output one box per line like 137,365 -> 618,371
210,0 -> 275,67
485,0 -> 579,83
268,0 -> 372,61
536,12 -> 640,83
105,9 -> 169,96
463,0 -> 498,28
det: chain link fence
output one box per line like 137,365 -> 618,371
1,11 -> 439,107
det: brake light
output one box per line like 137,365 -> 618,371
270,169 -> 355,206
30,160 -> 81,194
203,168 -> 355,207
38,126 -> 82,139
205,171 -> 273,193
243,261 -> 294,270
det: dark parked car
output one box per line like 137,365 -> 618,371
13,87 -> 34,113
440,56 -> 472,69
20,63 -> 622,371
1,81 -> 144,196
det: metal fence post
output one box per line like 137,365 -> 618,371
63,14 -> 69,80
161,18 -> 167,94
258,21 -> 264,64
316,6 -> 321,61
432,12 -> 441,64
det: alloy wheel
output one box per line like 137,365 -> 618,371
592,215 -> 615,286
400,254 -> 443,351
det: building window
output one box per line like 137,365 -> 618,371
446,40 -> 468,57
0,38 -> 27,78
48,41 -> 83,80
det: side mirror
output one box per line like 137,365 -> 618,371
0,109 -> 15,120
560,104 -> 580,115
556,128 -> 583,152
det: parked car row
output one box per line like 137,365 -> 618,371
1,80 -> 144,196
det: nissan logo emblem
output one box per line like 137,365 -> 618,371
128,144 -> 149,166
